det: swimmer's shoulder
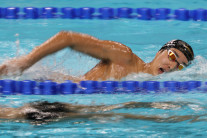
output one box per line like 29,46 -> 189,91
129,53 -> 145,65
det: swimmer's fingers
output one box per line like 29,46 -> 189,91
0,58 -> 27,77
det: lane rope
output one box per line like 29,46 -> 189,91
0,7 -> 207,21
0,80 -> 206,95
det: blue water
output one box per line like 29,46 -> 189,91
1,0 -> 207,137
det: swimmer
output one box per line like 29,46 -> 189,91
0,31 -> 194,82
0,101 -> 201,124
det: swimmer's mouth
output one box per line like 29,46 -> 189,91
159,68 -> 165,74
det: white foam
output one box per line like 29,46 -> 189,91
123,56 -> 207,81
2,55 -> 206,82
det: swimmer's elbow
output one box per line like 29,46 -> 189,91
58,31 -> 85,38
57,31 -> 73,39
57,31 -> 93,46
56,31 -> 77,46
58,30 -> 72,35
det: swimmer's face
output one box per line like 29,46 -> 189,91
151,48 -> 189,75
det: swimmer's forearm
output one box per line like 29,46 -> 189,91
116,113 -> 195,122
81,102 -> 176,112
0,107 -> 23,119
68,113 -> 195,123
121,101 -> 194,110
27,31 -> 73,65
27,31 -> 134,65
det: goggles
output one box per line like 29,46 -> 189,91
168,50 -> 185,70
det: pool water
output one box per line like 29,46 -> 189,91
1,0 -> 207,137
1,19 -> 206,81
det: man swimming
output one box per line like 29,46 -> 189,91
0,31 -> 194,82
0,101 -> 201,124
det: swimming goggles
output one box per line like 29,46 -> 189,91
168,50 -> 185,70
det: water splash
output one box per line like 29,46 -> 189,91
159,55 -> 207,81
123,55 -> 207,81
15,33 -> 20,57
1,33 -> 207,82
2,55 -> 206,82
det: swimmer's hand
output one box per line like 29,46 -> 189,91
0,56 -> 30,77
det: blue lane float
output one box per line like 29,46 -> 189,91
61,7 -> 76,19
23,7 -> 39,19
77,7 -> 95,19
0,80 -> 206,95
191,8 -> 207,21
3,7 -> 20,19
137,8 -> 152,20
40,7 -> 58,18
175,8 -> 190,21
98,7 -> 115,19
1,7 -> 207,21
117,7 -> 133,18
155,8 -> 171,20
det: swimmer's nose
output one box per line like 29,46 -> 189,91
165,66 -> 171,72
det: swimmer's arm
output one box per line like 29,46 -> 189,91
0,107 -> 24,119
116,113 -> 195,122
27,31 -> 135,66
0,106 -> 199,123
70,101 -> 183,113
65,113 -> 195,123
95,101 -> 183,111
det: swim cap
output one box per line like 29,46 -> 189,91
159,40 -> 194,63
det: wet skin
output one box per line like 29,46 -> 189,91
0,31 -> 189,82
0,101 -> 204,123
